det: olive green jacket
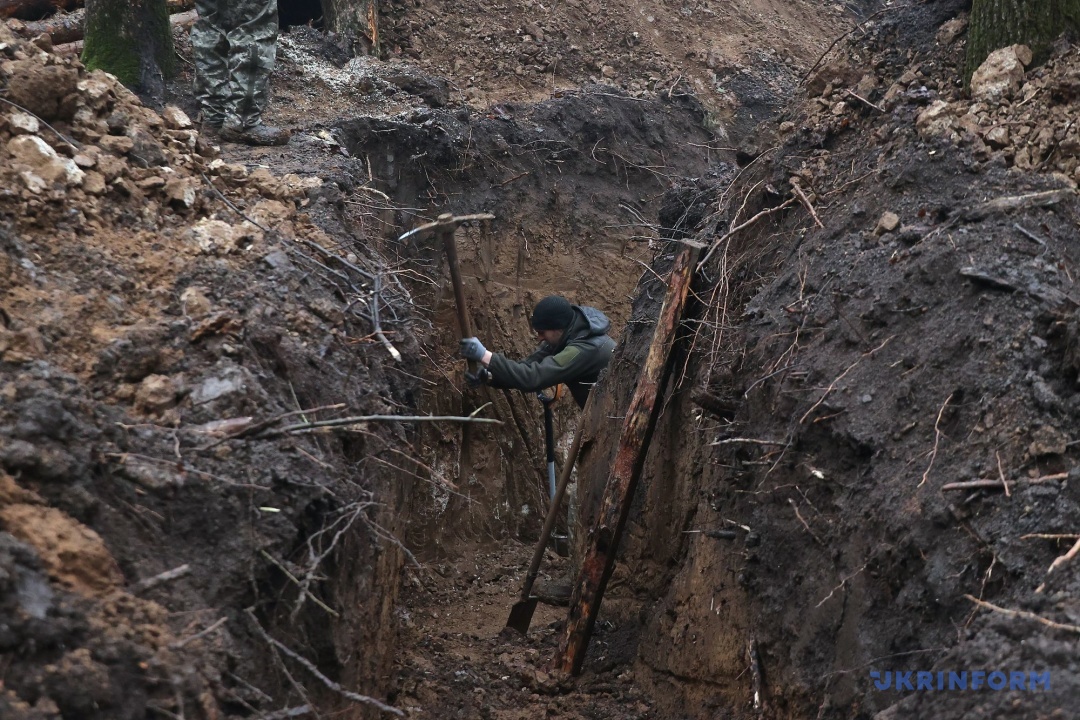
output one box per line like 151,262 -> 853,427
487,306 -> 616,408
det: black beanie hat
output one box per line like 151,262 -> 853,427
531,296 -> 574,331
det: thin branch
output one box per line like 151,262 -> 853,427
259,550 -> 340,618
844,89 -> 884,113
244,610 -> 404,716
792,182 -> 824,228
133,564 -> 191,593
699,197 -> 796,268
963,595 -> 1080,634
264,413 -> 501,437
170,616 -> 228,649
919,392 -> 953,488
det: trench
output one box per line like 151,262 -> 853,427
308,87 -> 760,719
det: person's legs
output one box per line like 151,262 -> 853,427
191,0 -> 231,127
222,0 -> 279,131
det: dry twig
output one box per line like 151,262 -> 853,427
791,182 -> 824,228
244,609 -> 404,715
919,392 -> 953,488
964,595 -> 1080,634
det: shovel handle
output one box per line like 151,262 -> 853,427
441,218 -> 478,374
518,394 -> 591,602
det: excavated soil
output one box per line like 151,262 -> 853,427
4,0 -> 1080,719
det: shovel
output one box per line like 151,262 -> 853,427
506,393 -> 589,634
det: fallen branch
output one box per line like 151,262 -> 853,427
244,609 -> 404,716
369,269 -> 402,362
260,708 -> 312,720
1044,536 -> 1080,576
962,188 -> 1075,222
133,564 -> 191,593
996,451 -> 1010,497
789,497 -> 823,545
699,197 -> 796,268
941,472 -> 1068,491
170,616 -> 228,650
964,595 -> 1080,634
13,2 -> 194,44
1020,533 -> 1080,540
199,404 -> 346,449
844,89 -> 885,113
710,437 -> 788,447
747,638 -> 764,714
262,412 -> 501,438
791,182 -> 824,228
919,392 -> 953,488
259,549 -> 341,618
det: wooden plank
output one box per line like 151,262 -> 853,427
554,244 -> 698,675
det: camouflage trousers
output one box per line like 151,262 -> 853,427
192,0 -> 279,130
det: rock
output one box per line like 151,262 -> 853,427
874,211 -> 901,235
165,177 -> 197,210
187,218 -> 261,254
161,105 -> 193,130
7,111 -> 39,135
98,134 -> 135,155
128,128 -> 168,168
984,125 -> 1010,149
180,286 -> 213,318
4,60 -> 78,121
0,325 -> 47,363
601,64 -> 616,78
524,22 -> 544,42
137,176 -> 166,191
191,369 -> 248,405
831,101 -> 847,116
915,100 -> 956,140
382,67 -> 450,107
936,16 -> 968,46
7,135 -> 84,187
970,45 -> 1028,102
262,249 -> 294,272
1028,425 -> 1066,457
135,374 -> 178,413
82,170 -> 106,195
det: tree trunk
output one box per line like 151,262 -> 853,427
82,0 -> 175,95
322,0 -> 380,56
966,0 -> 1080,79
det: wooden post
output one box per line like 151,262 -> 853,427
554,244 -> 698,675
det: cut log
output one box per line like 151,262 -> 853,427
0,0 -> 78,20
554,244 -> 698,675
1,0 -> 188,18
18,6 -> 195,48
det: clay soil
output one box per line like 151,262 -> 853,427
3,0 -> 1080,718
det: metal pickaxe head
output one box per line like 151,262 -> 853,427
397,212 -> 495,243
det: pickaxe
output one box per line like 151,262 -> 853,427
398,213 -> 495,374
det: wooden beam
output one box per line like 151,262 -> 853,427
553,244 -> 698,675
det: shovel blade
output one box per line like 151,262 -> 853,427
505,597 -> 539,634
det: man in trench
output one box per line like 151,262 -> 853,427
460,295 -> 616,604
458,295 -> 616,408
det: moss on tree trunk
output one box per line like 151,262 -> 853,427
323,0 -> 380,56
966,0 -> 1080,80
82,0 -> 175,93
